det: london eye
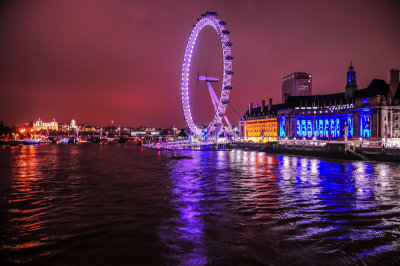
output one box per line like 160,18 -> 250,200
181,11 -> 234,140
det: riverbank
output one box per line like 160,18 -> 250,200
232,141 -> 400,163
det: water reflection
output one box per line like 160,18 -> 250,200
160,152 -> 209,265
274,155 -> 400,263
1,145 -> 400,265
3,145 -> 49,263
161,150 -> 400,264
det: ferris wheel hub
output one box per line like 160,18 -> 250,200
197,75 -> 219,82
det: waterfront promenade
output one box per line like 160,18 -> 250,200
233,139 -> 400,163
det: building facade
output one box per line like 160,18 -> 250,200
241,118 -> 278,143
282,72 -> 312,103
239,99 -> 280,143
240,66 -> 400,145
33,118 -> 58,131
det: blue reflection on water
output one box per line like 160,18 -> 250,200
158,149 -> 400,265
274,155 -> 400,262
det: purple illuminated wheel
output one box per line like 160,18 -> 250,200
181,12 -> 233,139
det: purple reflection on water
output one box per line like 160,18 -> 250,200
159,151 -> 207,264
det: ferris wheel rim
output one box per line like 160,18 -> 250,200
181,13 -> 233,138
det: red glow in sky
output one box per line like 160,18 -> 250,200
0,0 -> 399,127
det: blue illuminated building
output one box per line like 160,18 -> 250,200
279,117 -> 286,137
360,110 -> 371,138
274,65 -> 400,141
347,115 -> 353,138
239,66 -> 400,142
291,114 -> 352,140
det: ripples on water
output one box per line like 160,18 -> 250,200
0,144 -> 399,265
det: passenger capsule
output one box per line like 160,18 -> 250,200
225,70 -> 234,75
222,30 -> 230,34
219,21 -> 227,25
206,11 -> 218,16
226,55 -> 234,60
224,85 -> 233,90
225,42 -> 233,46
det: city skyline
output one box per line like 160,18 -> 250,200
0,0 -> 399,127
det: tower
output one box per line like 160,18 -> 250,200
345,62 -> 358,99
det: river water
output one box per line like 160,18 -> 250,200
0,144 -> 399,265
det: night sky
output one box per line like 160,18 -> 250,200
0,0 -> 399,128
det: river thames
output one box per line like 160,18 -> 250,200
0,144 -> 399,265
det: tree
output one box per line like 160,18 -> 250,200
178,129 -> 188,138
160,129 -> 170,136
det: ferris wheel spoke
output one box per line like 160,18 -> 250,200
206,82 -> 219,111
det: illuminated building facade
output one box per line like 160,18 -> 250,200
33,118 -> 58,131
282,72 -> 312,103
279,92 -> 356,139
382,69 -> 400,139
241,66 -> 400,143
69,119 -> 78,131
278,67 -> 400,141
242,118 -> 277,142
239,99 -> 280,142
81,123 -> 95,132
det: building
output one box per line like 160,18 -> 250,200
277,66 -> 400,142
81,123 -> 95,132
33,118 -> 58,131
69,119 -> 78,131
385,69 -> 400,140
240,65 -> 400,145
282,72 -> 312,103
172,125 -> 179,135
239,99 -> 281,142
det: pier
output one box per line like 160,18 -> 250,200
142,139 -> 230,150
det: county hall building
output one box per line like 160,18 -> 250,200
239,65 -> 400,146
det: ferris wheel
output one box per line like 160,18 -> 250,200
181,11 -> 235,140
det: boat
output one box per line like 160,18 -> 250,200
172,155 -> 193,159
22,139 -> 41,145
